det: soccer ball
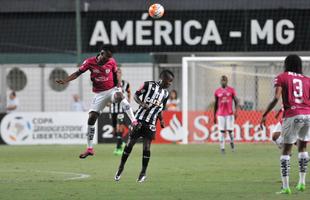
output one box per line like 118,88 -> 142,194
148,4 -> 164,19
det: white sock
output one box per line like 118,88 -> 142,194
280,155 -> 290,189
298,152 -> 309,185
87,125 -> 95,149
220,132 -> 225,149
120,98 -> 136,123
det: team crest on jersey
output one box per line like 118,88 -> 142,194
105,69 -> 111,74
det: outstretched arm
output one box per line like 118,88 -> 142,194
56,70 -> 82,84
260,86 -> 282,128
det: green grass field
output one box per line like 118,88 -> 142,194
0,143 -> 309,200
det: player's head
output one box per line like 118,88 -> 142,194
96,45 -> 114,65
284,54 -> 302,74
159,70 -> 174,89
73,94 -> 80,102
220,75 -> 228,88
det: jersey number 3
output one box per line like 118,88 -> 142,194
293,78 -> 303,104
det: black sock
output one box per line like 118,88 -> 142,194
116,132 -> 123,149
118,146 -> 132,175
141,150 -> 151,175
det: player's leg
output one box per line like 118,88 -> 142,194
137,125 -> 155,183
277,116 -> 298,194
227,115 -> 235,152
278,143 -> 293,194
79,111 -> 99,159
115,121 -> 126,156
115,127 -> 140,181
80,91 -> 107,159
217,116 -> 226,154
296,118 -> 310,191
112,90 -> 137,125
138,137 -> 152,183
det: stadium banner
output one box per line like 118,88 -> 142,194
84,9 -> 310,52
97,113 -> 130,143
154,110 -> 278,144
1,9 -> 310,53
0,112 -> 93,145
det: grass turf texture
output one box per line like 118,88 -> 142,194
0,144 -> 309,200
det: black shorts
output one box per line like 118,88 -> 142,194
129,121 -> 156,140
111,113 -> 126,128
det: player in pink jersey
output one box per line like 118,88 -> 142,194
261,55 -> 310,194
56,47 -> 137,159
214,75 -> 240,154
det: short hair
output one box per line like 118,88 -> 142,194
11,91 -> 16,97
101,45 -> 115,57
284,54 -> 302,74
160,70 -> 174,79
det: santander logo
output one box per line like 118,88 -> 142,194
160,114 -> 187,142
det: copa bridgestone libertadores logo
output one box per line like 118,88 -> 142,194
4,116 -> 32,143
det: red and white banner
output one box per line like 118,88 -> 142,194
155,111 -> 278,144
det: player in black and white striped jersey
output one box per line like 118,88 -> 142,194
115,70 -> 174,183
110,68 -> 131,155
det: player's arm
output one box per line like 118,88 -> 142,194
56,70 -> 82,84
6,104 -> 17,111
134,82 -> 149,109
233,96 -> 240,119
158,112 -> 165,128
158,96 -> 168,128
213,96 -> 218,124
260,86 -> 282,128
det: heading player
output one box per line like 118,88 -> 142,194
214,75 -> 240,154
261,55 -> 310,194
56,47 -> 137,159
110,68 -> 131,156
114,70 -> 174,183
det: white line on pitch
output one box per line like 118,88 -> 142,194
229,31 -> 242,38
0,169 -> 91,181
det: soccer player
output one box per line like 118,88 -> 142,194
56,47 -> 137,159
214,75 -> 240,154
114,70 -> 174,182
260,55 -> 310,194
110,68 -> 131,156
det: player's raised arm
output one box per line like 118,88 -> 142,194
260,86 -> 282,127
134,82 -> 149,109
55,70 -> 82,84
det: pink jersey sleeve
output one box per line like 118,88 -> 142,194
274,74 -> 283,87
79,59 -> 90,72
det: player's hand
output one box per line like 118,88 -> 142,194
260,116 -> 267,130
56,79 -> 66,84
160,120 -> 165,128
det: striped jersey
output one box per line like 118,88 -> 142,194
135,81 -> 169,125
110,80 -> 130,113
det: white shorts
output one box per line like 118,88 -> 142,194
217,115 -> 234,131
89,87 -> 121,113
282,115 -> 310,144
271,122 -> 282,134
